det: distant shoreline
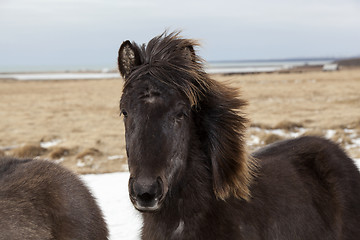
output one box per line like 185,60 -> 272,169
0,57 -> 340,73
0,72 -> 121,81
1,57 -> 359,80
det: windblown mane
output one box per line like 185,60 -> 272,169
119,31 -> 256,200
121,32 -> 210,107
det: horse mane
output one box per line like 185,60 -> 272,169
199,82 -> 257,200
121,31 -> 210,107
119,31 -> 257,200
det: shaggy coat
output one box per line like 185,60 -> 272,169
0,157 -> 108,240
118,32 -> 360,240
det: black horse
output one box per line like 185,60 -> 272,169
0,157 -> 108,240
118,32 -> 360,240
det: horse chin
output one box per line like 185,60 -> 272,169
130,191 -> 167,213
133,200 -> 163,213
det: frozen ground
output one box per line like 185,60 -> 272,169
82,172 -> 142,240
83,159 -> 360,240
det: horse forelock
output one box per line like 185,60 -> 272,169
123,31 -> 212,107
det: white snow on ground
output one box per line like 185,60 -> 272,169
250,127 -> 307,139
82,159 -> 360,240
82,172 -> 142,240
355,158 -> 360,171
40,139 -> 62,148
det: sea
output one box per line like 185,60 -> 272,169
0,58 -> 335,81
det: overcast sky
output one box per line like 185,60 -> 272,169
1,0 -> 360,70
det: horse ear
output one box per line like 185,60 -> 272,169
118,40 -> 141,79
203,87 -> 255,201
183,45 -> 195,62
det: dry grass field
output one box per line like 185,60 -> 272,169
1,68 -> 360,173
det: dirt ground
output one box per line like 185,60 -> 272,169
1,68 -> 359,173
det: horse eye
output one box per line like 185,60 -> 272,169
175,111 -> 187,121
176,112 -> 184,119
121,110 -> 128,117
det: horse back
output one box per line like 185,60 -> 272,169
0,157 -> 108,240
250,136 -> 360,239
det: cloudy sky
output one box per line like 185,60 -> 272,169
1,0 -> 359,71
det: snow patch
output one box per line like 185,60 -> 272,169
54,157 -> 64,164
40,139 -> 61,148
108,155 -> 125,160
76,160 -> 86,167
325,129 -> 337,139
82,172 -> 142,240
354,159 -> 360,171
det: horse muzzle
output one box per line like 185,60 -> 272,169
129,176 -> 165,212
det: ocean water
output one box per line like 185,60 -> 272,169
205,58 -> 333,74
0,58 -> 335,80
0,72 -> 121,81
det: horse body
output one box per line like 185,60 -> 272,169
118,32 -> 360,240
138,137 -> 360,240
0,157 -> 108,240
249,137 -> 360,240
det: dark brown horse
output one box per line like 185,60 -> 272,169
118,32 -> 360,240
0,157 -> 108,240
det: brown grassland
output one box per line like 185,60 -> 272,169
0,68 -> 360,173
